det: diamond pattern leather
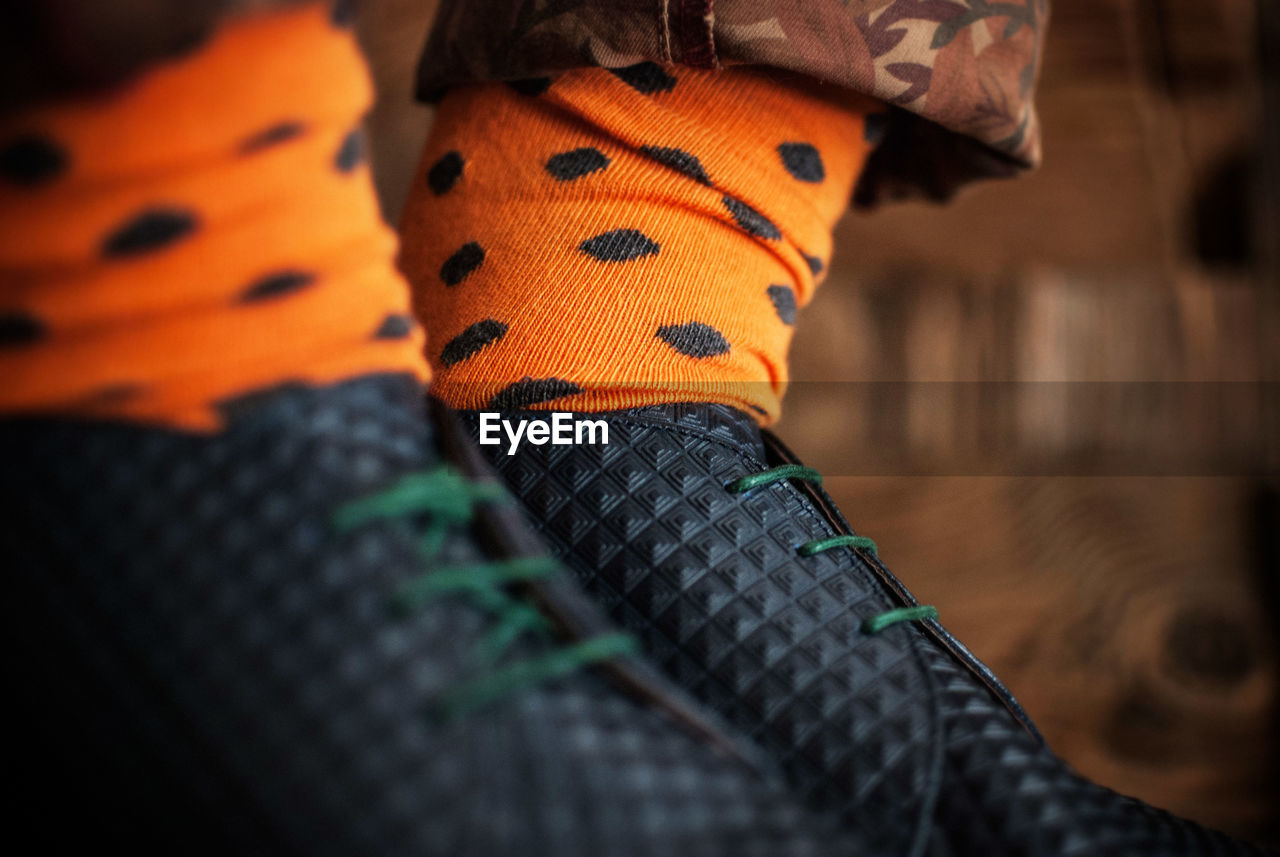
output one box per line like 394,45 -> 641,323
462,402 -> 1274,857
2,378 -> 860,857
464,403 -> 941,857
922,642 -> 1270,856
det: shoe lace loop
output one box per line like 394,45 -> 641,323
334,466 -> 636,714
726,464 -> 938,636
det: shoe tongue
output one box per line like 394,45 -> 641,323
611,402 -> 769,461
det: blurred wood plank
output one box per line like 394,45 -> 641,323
784,273 -> 1274,475
781,0 -> 1279,843
818,475 -> 1278,839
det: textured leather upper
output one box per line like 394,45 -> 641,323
2,378 -> 860,857
462,402 -> 1274,857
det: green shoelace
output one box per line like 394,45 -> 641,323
333,466 -> 636,715
725,464 -> 939,635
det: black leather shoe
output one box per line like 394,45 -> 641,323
2,378 -> 865,856
462,402 -> 1274,857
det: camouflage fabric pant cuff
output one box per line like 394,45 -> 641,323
415,0 -> 1049,207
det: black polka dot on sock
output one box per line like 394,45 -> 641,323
777,142 -> 825,182
374,314 -> 414,339
240,270 -> 316,302
160,22 -> 213,62
767,284 -> 797,324
801,252 -> 824,275
546,147 -> 610,181
656,322 -> 731,358
609,62 -> 676,94
0,312 -> 45,347
81,383 -> 142,405
335,128 -> 366,173
639,146 -> 711,185
579,229 -> 660,262
240,121 -> 306,155
427,150 -> 465,195
722,196 -> 781,240
102,208 -> 198,258
441,319 -> 509,366
440,241 -> 486,285
330,0 -> 355,27
507,77 -> 553,97
489,377 -> 583,410
865,113 -> 889,146
0,135 -> 69,186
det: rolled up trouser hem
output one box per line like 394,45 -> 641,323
414,0 -> 1049,207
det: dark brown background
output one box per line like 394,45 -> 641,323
356,0 -> 1279,842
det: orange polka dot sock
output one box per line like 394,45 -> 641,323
397,65 -> 878,421
0,2 -> 428,432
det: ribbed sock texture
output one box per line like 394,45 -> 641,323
0,2 -> 429,432
397,64 -> 878,421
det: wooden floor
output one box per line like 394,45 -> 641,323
357,0 -> 1279,842
778,0 -> 1279,841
